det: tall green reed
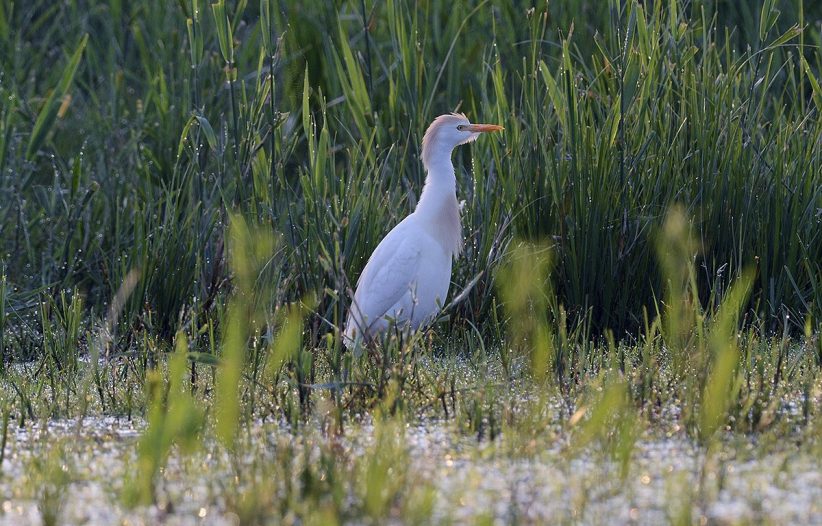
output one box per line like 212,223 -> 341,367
0,0 -> 819,367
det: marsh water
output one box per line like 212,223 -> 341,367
1,411 -> 819,525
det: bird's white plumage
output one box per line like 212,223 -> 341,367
346,217 -> 450,339
344,113 -> 502,348
349,220 -> 424,330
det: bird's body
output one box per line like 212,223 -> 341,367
344,113 -> 502,348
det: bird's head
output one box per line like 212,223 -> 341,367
421,113 -> 503,168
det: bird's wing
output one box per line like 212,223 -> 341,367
349,230 -> 422,332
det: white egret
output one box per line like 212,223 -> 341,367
344,113 -> 503,348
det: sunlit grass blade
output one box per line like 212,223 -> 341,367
25,33 -> 88,161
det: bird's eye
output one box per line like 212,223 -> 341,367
456,125 -> 466,131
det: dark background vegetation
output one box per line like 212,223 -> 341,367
0,0 -> 820,359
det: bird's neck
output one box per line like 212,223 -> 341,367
415,155 -> 462,257
418,156 -> 457,211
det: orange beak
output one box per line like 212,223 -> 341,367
464,123 -> 504,133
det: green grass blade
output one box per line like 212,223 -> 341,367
25,33 -> 88,161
